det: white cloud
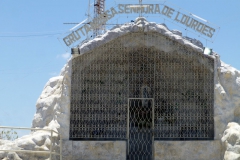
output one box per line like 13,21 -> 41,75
57,52 -> 71,60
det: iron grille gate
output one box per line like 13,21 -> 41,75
128,98 -> 154,160
70,31 -> 214,141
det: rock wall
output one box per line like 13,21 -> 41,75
32,60 -> 72,140
0,61 -> 72,160
62,141 -> 126,160
154,141 -> 221,160
215,61 -> 240,140
221,122 -> 240,160
0,17 -> 240,159
0,130 -> 60,160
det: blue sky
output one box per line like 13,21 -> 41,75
0,0 -> 239,133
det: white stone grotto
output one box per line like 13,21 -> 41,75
0,17 -> 240,160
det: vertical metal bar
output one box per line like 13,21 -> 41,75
127,98 -> 130,156
152,98 -> 155,160
127,39 -> 130,159
153,37 -> 156,160
213,57 -> 217,140
50,130 -> 53,160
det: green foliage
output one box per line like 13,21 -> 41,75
0,129 -> 18,141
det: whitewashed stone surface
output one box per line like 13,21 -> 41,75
154,140 -> 221,160
221,122 -> 240,160
0,17 -> 240,159
0,131 -> 60,160
72,141 -> 126,160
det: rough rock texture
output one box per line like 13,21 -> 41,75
32,60 -> 72,140
78,17 -> 204,56
0,62 -> 71,160
0,17 -> 240,159
221,122 -> 240,160
0,131 -> 60,160
215,62 -> 240,139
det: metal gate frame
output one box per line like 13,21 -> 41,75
127,98 -> 154,160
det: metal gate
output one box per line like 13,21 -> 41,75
128,98 -> 154,160
70,32 -> 214,141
